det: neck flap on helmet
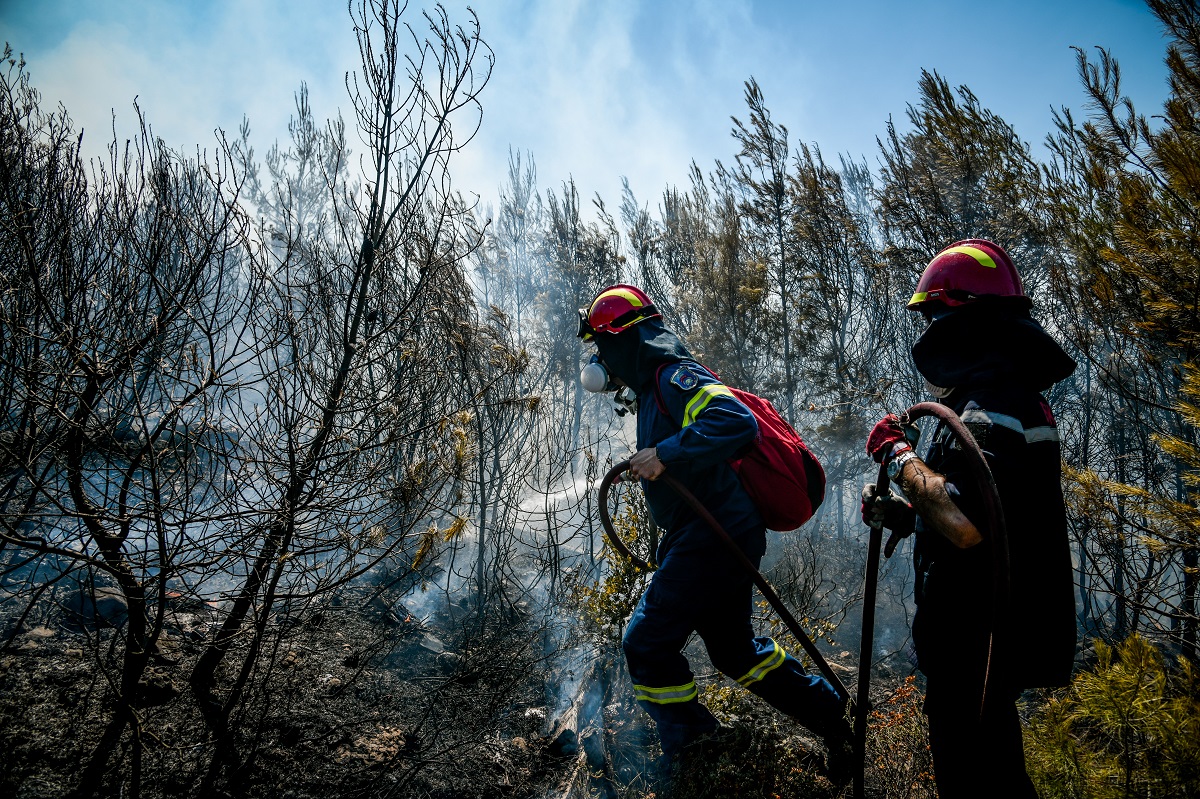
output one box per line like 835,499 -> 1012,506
911,301 -> 1076,395
591,318 -> 691,392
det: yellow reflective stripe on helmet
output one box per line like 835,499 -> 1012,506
909,291 -> 929,306
682,384 -> 733,427
944,245 -> 997,268
736,641 -> 787,687
589,286 -> 647,314
633,681 -> 698,705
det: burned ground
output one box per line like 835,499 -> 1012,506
0,582 -> 934,799
1,586 -> 577,799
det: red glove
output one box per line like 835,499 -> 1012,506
866,414 -> 915,463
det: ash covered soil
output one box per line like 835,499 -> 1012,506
0,587 -> 897,798
0,587 -> 589,799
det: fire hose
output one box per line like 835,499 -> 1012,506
595,401 -> 1006,799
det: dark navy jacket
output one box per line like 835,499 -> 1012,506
914,385 -> 1075,692
906,300 -> 1076,698
635,359 -> 763,553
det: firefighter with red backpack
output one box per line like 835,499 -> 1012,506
578,284 -> 852,781
862,240 -> 1076,798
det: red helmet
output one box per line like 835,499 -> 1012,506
578,284 -> 660,340
907,239 -> 1026,311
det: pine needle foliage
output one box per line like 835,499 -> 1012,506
877,69 -> 1051,286
1046,0 -> 1200,659
568,488 -> 654,648
1026,635 -> 1200,799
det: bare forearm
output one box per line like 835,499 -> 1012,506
893,457 -> 982,548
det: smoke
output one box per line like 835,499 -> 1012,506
518,475 -> 594,514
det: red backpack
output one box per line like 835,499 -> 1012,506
653,363 -> 826,531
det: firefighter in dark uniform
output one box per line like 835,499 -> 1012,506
578,284 -> 851,776
862,240 -> 1077,798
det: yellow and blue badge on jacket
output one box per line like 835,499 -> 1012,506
669,366 -> 700,391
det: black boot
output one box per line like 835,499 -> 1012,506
821,717 -> 855,787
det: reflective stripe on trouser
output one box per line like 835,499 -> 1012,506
735,638 -> 787,686
633,681 -> 698,705
622,524 -> 845,760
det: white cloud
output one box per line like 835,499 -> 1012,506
2,0 -> 1171,223
8,0 -> 354,165
456,0 -> 775,212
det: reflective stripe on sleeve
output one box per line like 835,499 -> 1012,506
1024,425 -> 1060,443
633,681 -> 699,705
736,640 -> 787,687
682,384 -> 734,427
960,408 -> 1059,444
961,408 -> 1023,433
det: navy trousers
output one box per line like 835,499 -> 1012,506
621,525 -> 845,759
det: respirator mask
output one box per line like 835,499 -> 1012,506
580,354 -> 614,393
580,355 -> 638,416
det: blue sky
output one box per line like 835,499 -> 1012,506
0,0 -> 1172,217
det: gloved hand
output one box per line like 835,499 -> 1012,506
861,484 -> 916,535
866,414 -> 920,463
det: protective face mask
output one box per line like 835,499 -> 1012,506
924,378 -> 955,399
580,354 -> 614,393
